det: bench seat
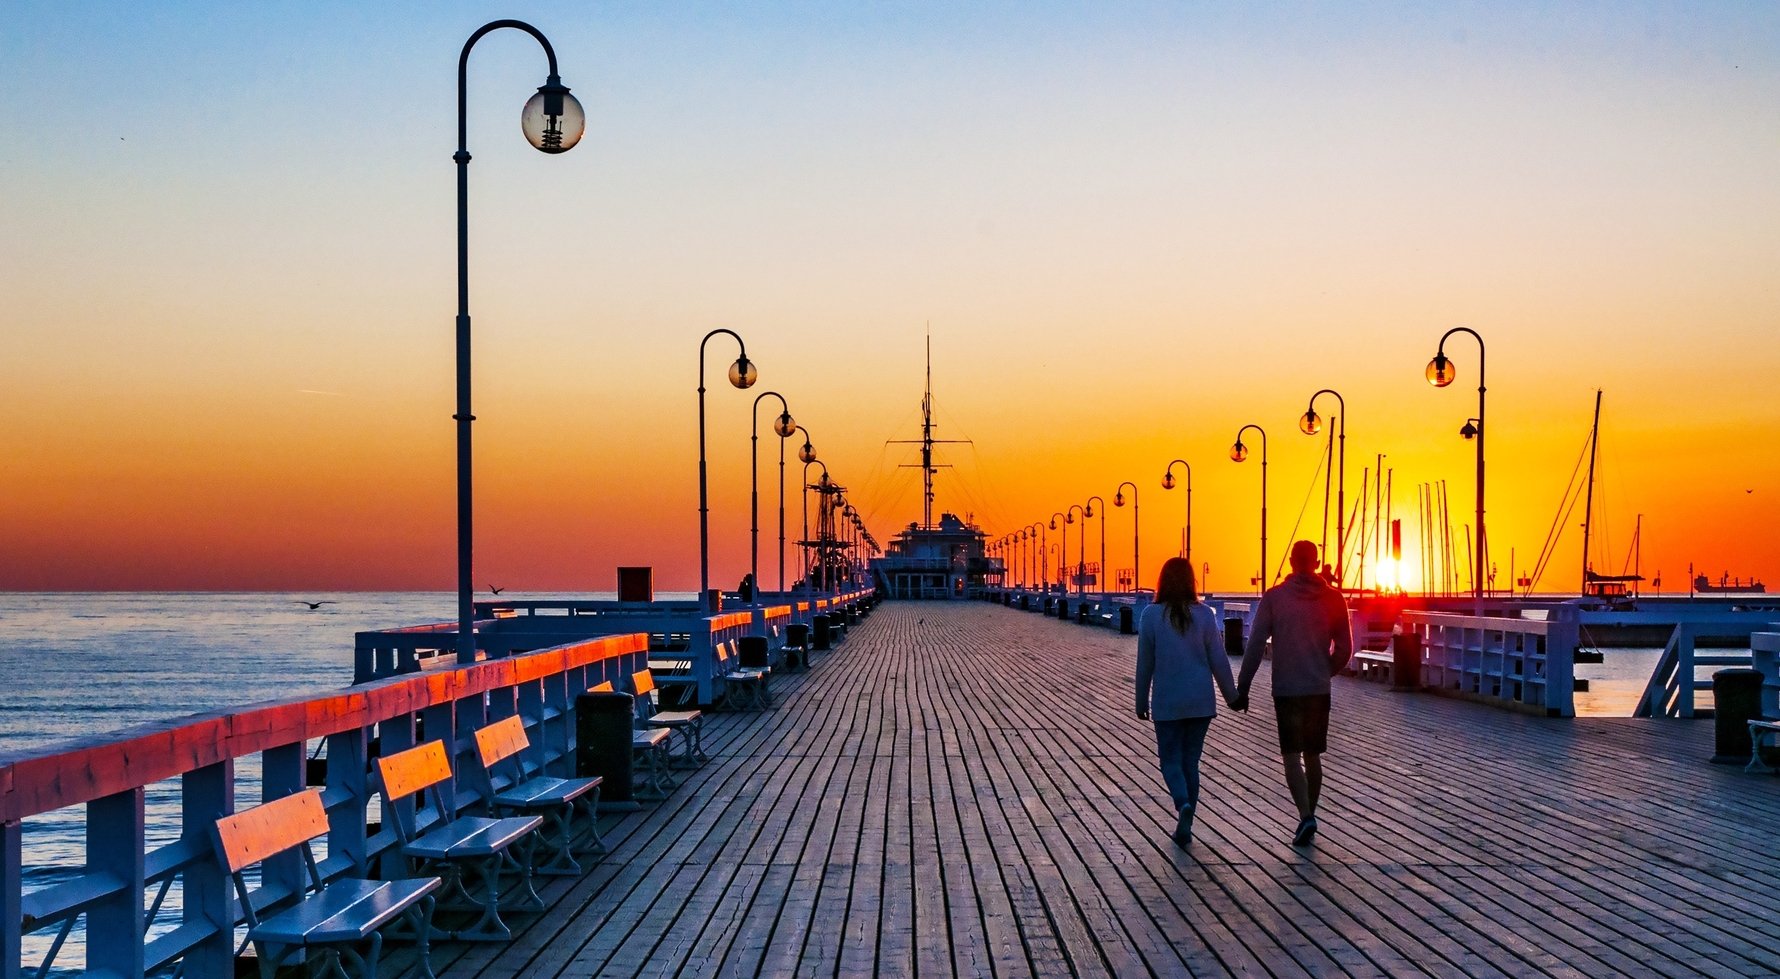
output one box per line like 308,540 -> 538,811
403,815 -> 541,862
1748,719 -> 1780,774
256,877 -> 441,945
491,776 -> 596,811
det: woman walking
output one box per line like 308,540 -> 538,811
1136,557 -> 1242,847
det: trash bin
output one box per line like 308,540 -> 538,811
576,690 -> 638,810
1223,617 -> 1245,657
1711,668 -> 1764,764
739,635 -> 770,670
1391,630 -> 1422,691
1020,594 -> 1031,611
1119,606 -> 1135,635
1056,598 -> 1069,620
1076,604 -> 1090,624
813,614 -> 832,650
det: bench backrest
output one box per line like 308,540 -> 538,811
632,670 -> 656,698
377,739 -> 453,803
214,787 -> 328,874
475,715 -> 529,769
591,680 -> 614,693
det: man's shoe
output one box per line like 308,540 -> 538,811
1291,816 -> 1319,847
1172,807 -> 1194,848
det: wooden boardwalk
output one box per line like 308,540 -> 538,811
426,602 -> 1780,978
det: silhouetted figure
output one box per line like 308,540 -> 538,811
1319,563 -> 1338,587
1136,557 -> 1241,849
1236,540 -> 1353,847
295,601 -> 334,610
738,573 -> 755,603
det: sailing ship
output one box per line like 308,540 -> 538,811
868,342 -> 1001,599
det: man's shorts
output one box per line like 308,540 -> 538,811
1273,694 -> 1331,755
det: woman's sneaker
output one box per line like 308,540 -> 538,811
1291,816 -> 1319,847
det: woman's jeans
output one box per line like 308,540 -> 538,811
1154,717 -> 1213,815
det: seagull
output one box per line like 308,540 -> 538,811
295,600 -> 335,610
488,584 -> 505,595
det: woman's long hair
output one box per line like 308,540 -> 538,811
1154,557 -> 1199,633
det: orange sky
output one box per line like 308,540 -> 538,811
2,3 -> 1776,593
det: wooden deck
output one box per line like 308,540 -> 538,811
424,602 -> 1780,978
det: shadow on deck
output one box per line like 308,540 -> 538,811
416,602 -> 1780,978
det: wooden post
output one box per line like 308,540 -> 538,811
260,745 -> 305,895
180,762 -> 235,979
325,730 -> 369,875
3,818 -> 20,979
87,789 -> 145,977
694,618 -> 716,706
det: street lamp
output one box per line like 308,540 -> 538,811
1085,495 -> 1106,597
801,459 -> 828,591
697,329 -> 757,611
1066,504 -> 1087,594
1426,327 -> 1487,607
1231,424 -> 1268,591
750,391 -> 795,598
1300,389 -> 1345,585
1030,521 -> 1048,591
1162,460 -> 1192,567
452,20 -> 583,664
1048,511 -> 1069,595
1113,482 -> 1139,597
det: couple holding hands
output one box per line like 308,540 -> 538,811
1135,540 -> 1354,849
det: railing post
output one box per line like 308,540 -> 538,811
87,788 -> 145,978
180,762 -> 235,979
325,730 -> 370,875
1545,605 -> 1578,718
695,619 -> 716,706
3,818 -> 19,979
260,745 -> 305,894
1679,623 -> 1698,719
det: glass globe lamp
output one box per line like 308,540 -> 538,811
774,411 -> 796,438
798,442 -> 817,464
1426,353 -> 1455,387
521,80 -> 585,153
1162,473 -> 1175,490
728,356 -> 758,389
1300,409 -> 1322,435
1230,441 -> 1249,463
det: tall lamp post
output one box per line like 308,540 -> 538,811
1066,504 -> 1086,594
1230,424 -> 1268,591
1300,389 -> 1345,585
1426,327 -> 1487,609
1114,482 -> 1140,596
750,391 -> 796,597
453,20 -> 585,664
1085,495 -> 1106,597
791,427 -> 816,592
697,330 -> 757,611
802,459 -> 828,590
1162,460 -> 1192,567
1048,511 -> 1068,594
1030,521 -> 1047,591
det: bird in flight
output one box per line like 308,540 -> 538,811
489,584 -> 505,595
295,600 -> 335,610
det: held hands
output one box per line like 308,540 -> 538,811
1226,692 -> 1249,713
1136,708 -> 1150,721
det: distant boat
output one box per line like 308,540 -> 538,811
1694,573 -> 1765,594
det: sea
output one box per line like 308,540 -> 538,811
0,591 -> 1718,973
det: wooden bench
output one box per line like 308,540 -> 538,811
592,681 -> 677,799
634,669 -> 707,767
213,787 -> 440,979
719,638 -> 773,710
1748,719 -> 1780,773
1351,650 -> 1394,682
471,715 -> 605,876
376,740 -> 543,942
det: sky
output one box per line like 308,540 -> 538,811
2,1 -> 1776,594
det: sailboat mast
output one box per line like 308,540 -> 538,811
1580,389 -> 1602,597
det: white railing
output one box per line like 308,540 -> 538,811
1,631 -> 649,979
1401,608 -> 1579,717
1634,616 -> 1780,718
1754,633 -> 1780,721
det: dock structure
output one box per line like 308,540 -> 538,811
421,602 -> 1780,979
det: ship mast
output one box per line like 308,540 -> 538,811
892,332 -> 967,530
1580,389 -> 1601,597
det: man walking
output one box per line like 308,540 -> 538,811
1235,540 -> 1353,846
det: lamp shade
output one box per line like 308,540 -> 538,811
1162,473 -> 1175,490
728,356 -> 758,389
774,411 -> 796,437
1426,354 -> 1455,387
1230,441 -> 1249,463
798,442 -> 817,464
521,83 -> 585,153
1299,409 -> 1322,435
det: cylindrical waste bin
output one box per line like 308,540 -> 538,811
576,691 -> 638,810
1020,594 -> 1031,611
813,614 -> 832,650
1391,631 -> 1422,691
1223,617 -> 1245,657
739,635 -> 770,670
1076,604 -> 1090,624
786,623 -> 810,670
1056,598 -> 1069,620
1711,668 -> 1764,764
1119,606 -> 1135,635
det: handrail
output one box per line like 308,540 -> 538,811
1402,609 -> 1577,717
1633,616 -> 1780,718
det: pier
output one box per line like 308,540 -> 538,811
7,600 -> 1780,978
